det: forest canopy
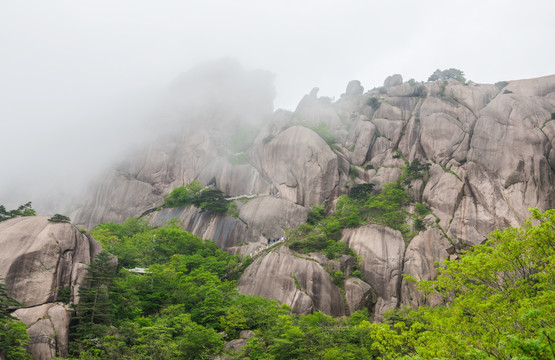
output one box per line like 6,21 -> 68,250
53,209 -> 554,359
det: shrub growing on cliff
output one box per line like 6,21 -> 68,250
366,97 -> 380,110
0,202 -> 36,222
192,188 -> 229,214
399,158 -> 431,186
48,213 -> 70,223
69,251 -> 117,350
165,182 -> 234,216
164,180 -> 203,208
307,205 -> 326,225
427,68 -> 466,83
0,279 -> 32,360
349,183 -> 375,201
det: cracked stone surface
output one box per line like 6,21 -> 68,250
0,216 -> 104,360
0,217 -> 102,307
238,246 -> 345,316
14,303 -> 70,360
71,74 -> 555,318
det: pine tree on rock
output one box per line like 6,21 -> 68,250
0,278 -> 31,360
70,251 -> 116,348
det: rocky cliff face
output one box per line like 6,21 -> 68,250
238,246 -> 346,316
72,73 -> 555,318
0,217 -> 103,359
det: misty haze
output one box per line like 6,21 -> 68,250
0,1 -> 554,359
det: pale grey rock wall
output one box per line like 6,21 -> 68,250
238,246 -> 345,316
149,206 -> 247,249
0,217 -> 101,307
256,126 -> 339,208
70,74 -> 555,320
0,217 -> 103,360
384,74 -> 403,88
400,228 -> 451,307
14,303 -> 70,360
344,277 -> 376,315
148,196 -> 308,252
341,225 -> 405,319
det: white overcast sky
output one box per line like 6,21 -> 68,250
1,0 -> 554,211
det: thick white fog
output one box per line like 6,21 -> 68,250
1,0 -> 554,213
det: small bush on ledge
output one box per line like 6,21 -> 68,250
48,214 -> 70,223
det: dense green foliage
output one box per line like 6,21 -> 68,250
48,213 -> 71,223
59,208 -> 554,359
163,180 -> 203,208
0,279 -> 31,360
286,181 -> 412,257
428,68 -> 466,83
0,202 -> 36,222
164,181 -> 233,215
410,208 -> 555,359
191,187 -> 229,214
349,183 -> 375,200
68,219 -> 266,358
70,251 -> 117,353
307,205 -> 326,225
367,96 -> 381,110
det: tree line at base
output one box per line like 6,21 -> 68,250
1,209 -> 553,359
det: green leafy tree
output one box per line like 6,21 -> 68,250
428,68 -> 466,83
48,213 -> 70,223
364,182 -> 410,232
307,205 -> 326,225
349,183 -> 375,201
164,180 -> 203,208
0,202 -> 36,222
335,195 -> 361,228
70,251 -> 117,354
0,280 -> 20,320
192,188 -> 229,214
367,97 -> 380,110
414,209 -> 555,359
0,279 -> 31,360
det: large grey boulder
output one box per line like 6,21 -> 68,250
14,303 -> 70,360
345,80 -> 364,95
345,117 -> 377,166
238,246 -> 345,316
68,72 -> 555,324
0,216 -> 103,360
384,74 -> 403,88
341,225 -> 405,319
256,126 -> 339,208
344,277 -> 376,314
237,196 -> 309,242
294,93 -> 343,130
0,217 -> 102,307
400,228 -> 451,307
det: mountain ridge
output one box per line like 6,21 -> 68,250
71,72 -> 555,318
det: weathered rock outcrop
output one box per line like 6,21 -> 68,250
238,246 -> 345,316
255,126 -> 339,208
72,72 -> 555,320
14,303 -> 70,360
148,196 -> 309,253
400,228 -> 451,307
344,277 -> 376,314
341,225 -> 405,319
0,216 -> 103,359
